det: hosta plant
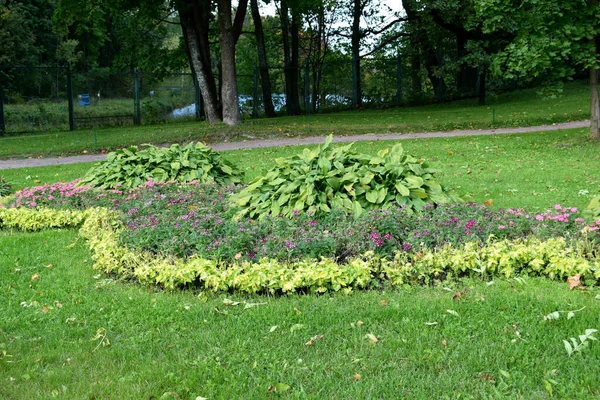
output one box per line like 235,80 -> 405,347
81,142 -> 242,189
583,196 -> 600,223
231,135 -> 462,218
0,176 -> 11,197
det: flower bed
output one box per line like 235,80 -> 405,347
1,180 -> 600,293
3,180 -> 599,264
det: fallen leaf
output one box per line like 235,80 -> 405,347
365,333 -> 379,343
269,325 -> 278,333
234,253 -> 242,260
54,300 -> 62,308
222,299 -> 242,306
484,199 -> 493,207
45,264 -> 54,269
424,322 -> 438,326
294,307 -> 302,315
446,309 -> 460,318
567,274 -> 585,290
479,373 -> 495,382
353,373 -> 362,381
41,305 -> 49,313
268,383 -> 290,393
380,299 -> 387,307
452,289 -> 467,301
448,151 -> 453,156
305,334 -> 324,346
442,339 -> 448,347
31,273 -> 39,281
357,320 -> 364,327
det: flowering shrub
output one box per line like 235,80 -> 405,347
5,180 -> 599,264
1,207 -> 599,293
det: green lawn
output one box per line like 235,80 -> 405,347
2,93 -> 600,398
1,229 -> 599,399
4,127 -> 600,210
0,80 -> 590,159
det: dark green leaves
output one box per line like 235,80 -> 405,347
231,135 -> 462,219
81,142 -> 243,189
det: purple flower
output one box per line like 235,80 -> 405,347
285,240 -> 297,249
402,243 -> 412,251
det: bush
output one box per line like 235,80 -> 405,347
80,142 -> 243,189
0,176 -> 11,197
230,135 -> 462,219
583,196 -> 600,224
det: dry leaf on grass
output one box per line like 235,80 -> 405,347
365,333 -> 379,344
567,274 -> 586,290
305,334 -> 324,346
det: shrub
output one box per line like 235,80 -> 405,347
583,196 -> 600,224
80,142 -> 243,189
0,176 -> 11,197
230,135 -> 462,219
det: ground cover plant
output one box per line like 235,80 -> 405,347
0,80 -> 590,159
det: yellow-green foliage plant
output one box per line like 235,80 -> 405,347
1,207 -> 599,294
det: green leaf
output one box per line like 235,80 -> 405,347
395,183 -> 410,196
366,190 -> 379,203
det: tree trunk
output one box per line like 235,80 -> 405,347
218,0 -> 242,126
351,0 -> 362,108
250,0 -> 275,117
591,68 -> 600,140
179,5 -> 221,123
289,11 -> 300,114
280,1 -> 300,115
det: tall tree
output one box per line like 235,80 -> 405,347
475,0 -> 600,139
339,0 -> 405,107
250,0 -> 276,117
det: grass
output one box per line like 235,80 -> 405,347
3,127 -> 600,211
1,229 -> 599,398
2,96 -> 600,397
0,80 -> 590,159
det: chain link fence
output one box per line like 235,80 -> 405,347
0,58 -> 522,135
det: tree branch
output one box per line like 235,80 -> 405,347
233,0 -> 249,44
360,32 -> 410,58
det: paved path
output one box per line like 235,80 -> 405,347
0,120 -> 589,170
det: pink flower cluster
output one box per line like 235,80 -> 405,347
11,180 -> 92,208
534,204 -> 581,223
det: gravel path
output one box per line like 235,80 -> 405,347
0,120 -> 588,171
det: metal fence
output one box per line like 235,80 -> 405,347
0,58 -> 512,135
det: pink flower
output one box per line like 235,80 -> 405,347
535,215 -> 544,221
498,225 -> 505,230
575,218 -> 585,223
554,204 -> 562,210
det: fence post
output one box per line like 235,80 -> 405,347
252,66 -> 259,118
304,59 -> 310,113
133,68 -> 141,125
66,64 -> 75,131
396,55 -> 403,106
